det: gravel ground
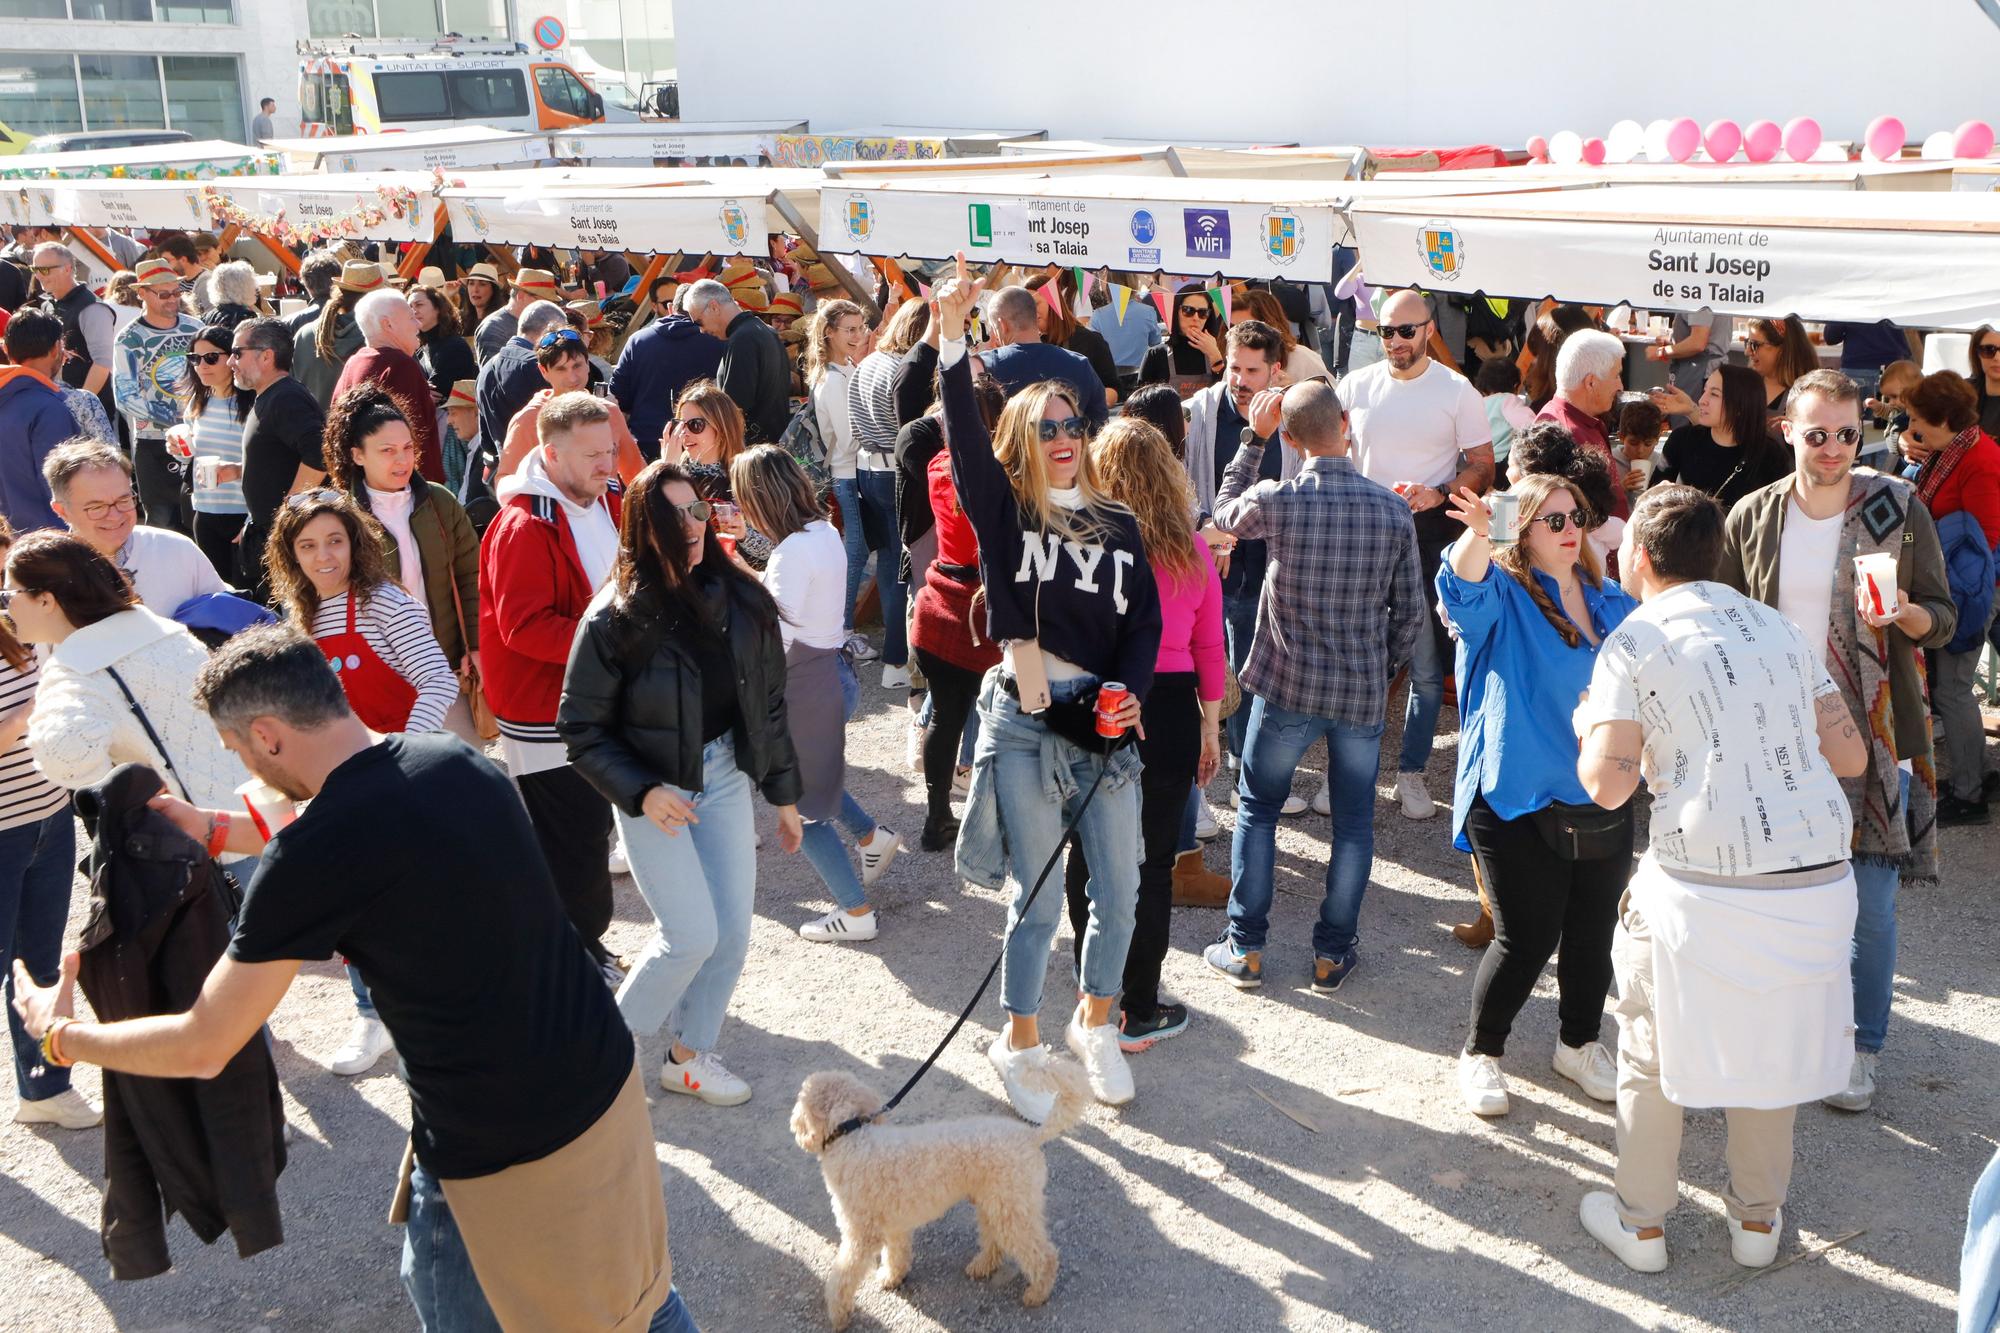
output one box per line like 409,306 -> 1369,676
0,672 -> 1990,1332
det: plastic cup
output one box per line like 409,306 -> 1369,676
1487,491 -> 1522,545
1629,454 -> 1656,485
716,532 -> 739,559
236,777 -> 298,842
1855,553 -> 1900,619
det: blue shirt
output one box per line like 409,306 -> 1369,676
980,341 -> 1110,429
1089,298 -> 1161,371
1436,539 -> 1638,851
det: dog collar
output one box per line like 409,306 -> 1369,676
822,1114 -> 873,1149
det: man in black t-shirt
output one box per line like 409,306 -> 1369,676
231,317 -> 328,595
10,626 -> 690,1332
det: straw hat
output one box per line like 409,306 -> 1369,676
765,291 -> 804,320
337,259 -> 386,294
565,299 -> 605,329
416,265 -> 447,289
721,260 -> 769,313
463,262 -> 504,287
514,267 -> 561,297
446,379 -> 478,410
133,258 -> 179,289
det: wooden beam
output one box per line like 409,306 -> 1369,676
62,227 -> 120,277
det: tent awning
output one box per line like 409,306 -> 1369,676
261,126 -> 547,173
0,139 -> 279,181
549,120 -> 809,163
440,176 -> 821,253
1351,185 -> 2000,329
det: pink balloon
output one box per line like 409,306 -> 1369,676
1955,120 -> 1996,159
1703,119 -> 1742,162
1665,117 -> 1701,163
1526,134 -> 1549,163
1783,116 -> 1823,161
1743,120 -> 1783,163
1582,136 -> 1607,166
1864,114 -> 1906,162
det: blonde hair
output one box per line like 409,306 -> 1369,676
731,444 -> 819,544
674,379 -> 747,467
804,299 -> 864,387
1089,418 -> 1199,583
1491,472 -> 1602,649
990,380 -> 1123,546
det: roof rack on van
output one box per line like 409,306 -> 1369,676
296,35 -> 531,59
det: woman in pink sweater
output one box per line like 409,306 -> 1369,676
1064,417 -> 1226,1050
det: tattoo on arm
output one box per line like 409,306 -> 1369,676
1817,692 -> 1860,739
1607,753 -> 1640,774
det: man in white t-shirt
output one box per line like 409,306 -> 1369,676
1574,483 -> 1868,1275
1338,288 -> 1492,818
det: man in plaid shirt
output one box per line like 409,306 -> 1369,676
1202,379 -> 1424,993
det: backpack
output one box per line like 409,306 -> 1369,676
1935,507 -> 1998,656
777,398 -> 832,501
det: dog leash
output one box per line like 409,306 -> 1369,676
823,734 -> 1129,1148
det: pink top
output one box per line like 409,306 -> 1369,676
1155,536 -> 1226,702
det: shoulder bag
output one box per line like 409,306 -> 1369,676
433,505 -> 500,741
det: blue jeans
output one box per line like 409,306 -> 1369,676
1399,607 -> 1445,774
1228,697 -> 1384,958
1221,590 -> 1259,760
0,809 -> 75,1102
349,962 -> 375,1019
835,477 -> 866,633
614,736 -> 758,1053
799,790 -> 877,911
1851,767 -> 1911,1053
981,677 -> 1142,1016
856,468 -> 907,665
401,1161 -> 698,1333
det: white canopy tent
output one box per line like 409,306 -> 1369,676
259,126 -> 548,174
1427,160 -> 1956,193
1350,185 -> 2000,329
767,126 -> 1044,167
438,169 -> 829,255
994,141 -> 1364,180
11,172 -> 444,244
548,121 -> 809,165
823,149 -> 1184,182
0,139 -> 279,182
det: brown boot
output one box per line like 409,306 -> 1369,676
1171,849 -> 1231,907
1451,906 -> 1494,949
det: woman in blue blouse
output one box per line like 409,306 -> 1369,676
1440,473 -> 1638,1120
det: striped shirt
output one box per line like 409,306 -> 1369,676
307,585 -> 459,734
0,658 -> 70,832
189,394 -> 249,515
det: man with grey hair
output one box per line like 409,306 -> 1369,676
44,437 -> 227,610
685,275 -> 789,442
30,242 -> 118,423
1538,326 -> 1631,521
112,257 -> 202,534
234,316 -> 326,593
478,298 -> 569,449
332,287 -> 442,481
976,284 -> 1109,429
1204,378 -> 1425,994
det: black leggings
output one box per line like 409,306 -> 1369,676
133,437 -> 191,536
913,647 -> 982,824
192,511 -> 247,586
1066,673 -> 1201,1019
1462,793 -> 1631,1057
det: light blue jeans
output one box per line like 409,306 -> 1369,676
981,677 -> 1141,1016
856,467 -> 907,665
349,962 -> 375,1019
614,736 -> 758,1054
834,477 -> 866,633
1229,697 -> 1384,958
800,790 -> 877,911
1399,610 -> 1446,775
1850,767 -> 1910,1053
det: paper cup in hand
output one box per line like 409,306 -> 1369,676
193,456 -> 220,490
1487,491 -> 1522,545
1855,552 -> 1900,619
1630,454 -> 1656,484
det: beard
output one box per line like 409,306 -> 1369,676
1386,343 -> 1420,370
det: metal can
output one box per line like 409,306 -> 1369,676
1487,491 -> 1523,545
1094,681 -> 1130,738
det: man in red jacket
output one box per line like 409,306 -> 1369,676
480,392 -> 624,977
335,289 -> 443,483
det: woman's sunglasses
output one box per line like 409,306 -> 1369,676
189,350 -> 230,366
1037,417 -> 1087,443
1528,510 -> 1583,534
676,499 -> 714,524
284,487 -> 345,510
1177,304 -> 1209,319
670,417 -> 710,436
1978,343 -> 2000,359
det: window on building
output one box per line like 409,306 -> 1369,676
156,0 -> 233,20
447,69 -> 526,120
0,1 -> 69,17
0,54 -> 80,135
533,65 -> 592,119
308,0 -> 500,38
71,0 -> 155,17
163,55 -> 244,139
375,71 -> 451,121
78,52 -> 161,129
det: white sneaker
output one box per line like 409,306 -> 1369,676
662,1050 -> 752,1106
800,907 -> 878,943
1226,753 -> 1240,773
1822,1051 -> 1878,1111
1311,776 -> 1332,816
1065,1010 -> 1135,1106
1729,1209 -> 1782,1268
607,840 -> 630,877
1394,771 -> 1437,820
1193,794 -> 1219,841
881,663 -> 911,689
1230,789 -> 1308,816
328,1016 -> 394,1076
14,1087 -> 101,1130
952,766 -> 972,799
858,826 -> 903,886
906,719 -> 923,770
988,1032 -> 1057,1124
1458,1051 -> 1510,1117
1553,1040 -> 1618,1102
844,633 -> 878,663
1580,1190 -> 1668,1273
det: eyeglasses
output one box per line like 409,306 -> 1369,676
1379,321 -> 1430,342
28,264 -> 66,276
1742,339 -> 1771,353
1795,426 -> 1863,449
1037,416 -> 1087,443
189,350 -> 230,366
78,493 -> 139,521
670,417 -> 710,436
676,499 -> 714,524
1178,304 -> 1209,319
1529,510 -> 1583,534
1978,343 -> 2000,359
537,328 -> 585,350
283,488 -> 344,510
227,345 -> 269,360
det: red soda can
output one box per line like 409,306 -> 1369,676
1095,681 -> 1130,738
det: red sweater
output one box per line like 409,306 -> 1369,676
478,485 -> 623,737
909,449 -> 1001,674
334,346 -> 443,483
1921,430 -> 2000,547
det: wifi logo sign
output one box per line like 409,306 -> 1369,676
1183,208 -> 1232,260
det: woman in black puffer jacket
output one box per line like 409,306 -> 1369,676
558,461 -> 803,1107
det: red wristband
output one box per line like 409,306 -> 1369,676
205,811 -> 232,859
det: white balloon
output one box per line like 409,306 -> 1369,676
1643,119 -> 1673,162
1549,129 -> 1585,166
1922,130 -> 1955,160
1606,119 -> 1644,164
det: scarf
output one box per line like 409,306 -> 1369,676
1825,472 -> 1938,883
1914,424 -> 1980,509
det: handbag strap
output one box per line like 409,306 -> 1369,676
104,665 -> 188,801
431,500 -> 474,673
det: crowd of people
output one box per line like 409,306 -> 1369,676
0,218 -> 1996,1327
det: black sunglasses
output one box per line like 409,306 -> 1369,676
1037,417 -> 1087,443
676,499 -> 714,524
670,417 -> 710,436
1178,303 -> 1210,319
1978,343 -> 2000,359
1796,426 -> 1864,448
189,350 -> 230,366
1528,510 -> 1584,534
1379,321 -> 1430,341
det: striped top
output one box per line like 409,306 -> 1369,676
189,393 -> 249,515
0,658 -> 70,833
307,585 -> 459,734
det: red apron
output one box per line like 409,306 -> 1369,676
320,592 -> 418,732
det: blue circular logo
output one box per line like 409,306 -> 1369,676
1130,209 -> 1156,244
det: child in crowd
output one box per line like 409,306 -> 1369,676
1613,399 -> 1664,498
1476,360 -> 1536,487
1867,359 -> 1921,473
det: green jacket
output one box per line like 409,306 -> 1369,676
1716,474 -> 1955,762
352,479 -> 480,668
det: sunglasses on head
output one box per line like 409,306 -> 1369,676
1037,417 -> 1087,443
1529,510 -> 1583,534
189,350 -> 230,366
670,416 -> 710,436
676,499 -> 714,524
537,328 -> 585,349
1795,426 -> 1863,448
1379,321 -> 1429,341
1978,343 -> 2000,359
283,487 -> 345,510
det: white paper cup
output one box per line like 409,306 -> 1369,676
236,778 -> 298,842
1855,552 -> 1900,619
193,456 -> 221,490
1487,491 -> 1522,545
1629,454 -> 1656,484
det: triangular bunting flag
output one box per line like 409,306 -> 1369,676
1074,267 -> 1093,304
918,281 -> 933,300
1112,282 -> 1131,322
1040,281 -> 1065,317
1209,285 -> 1230,323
